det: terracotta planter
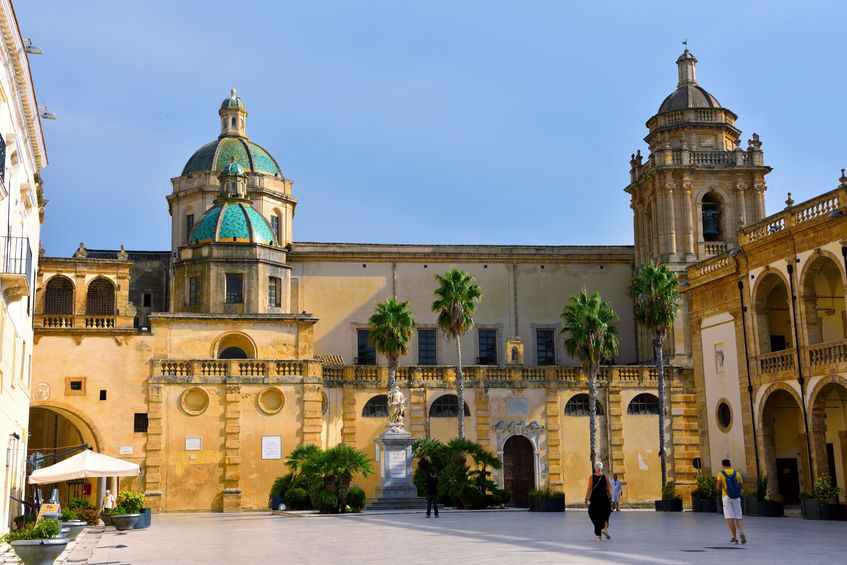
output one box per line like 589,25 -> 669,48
654,499 -> 683,512
60,520 -> 87,541
111,514 -> 141,531
10,538 -> 69,565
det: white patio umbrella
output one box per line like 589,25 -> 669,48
28,450 -> 140,484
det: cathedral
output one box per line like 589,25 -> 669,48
26,49 -> 847,512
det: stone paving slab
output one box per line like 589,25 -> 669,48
78,509 -> 847,564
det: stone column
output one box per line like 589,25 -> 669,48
222,384 -> 242,511
682,181 -> 694,258
666,182 -> 677,258
736,177 -> 747,228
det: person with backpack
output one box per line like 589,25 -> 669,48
716,459 -> 746,544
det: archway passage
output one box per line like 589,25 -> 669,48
28,407 -> 102,507
503,435 -> 534,508
802,256 -> 846,345
755,274 -> 792,353
810,382 -> 847,490
761,390 -> 805,502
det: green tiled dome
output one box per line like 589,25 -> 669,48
182,137 -> 282,177
189,201 -> 277,246
221,90 -> 246,110
222,158 -> 245,176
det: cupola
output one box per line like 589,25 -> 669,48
219,88 -> 248,138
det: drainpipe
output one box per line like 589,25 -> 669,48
736,278 -> 760,479
786,262 -> 815,486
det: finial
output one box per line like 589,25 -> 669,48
682,38 -> 688,50
839,168 -> 847,187
230,88 -> 237,98
785,192 -> 794,208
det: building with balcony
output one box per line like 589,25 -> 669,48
685,184 -> 847,501
0,0 -> 47,533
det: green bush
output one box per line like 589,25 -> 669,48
284,487 -> 310,510
529,487 -> 561,499
112,506 -> 127,515
755,474 -> 768,501
2,519 -> 61,543
312,490 -> 339,514
68,497 -> 94,511
492,488 -> 511,506
693,476 -> 719,499
661,481 -> 681,501
347,487 -> 367,512
813,472 -> 841,503
115,491 -> 145,514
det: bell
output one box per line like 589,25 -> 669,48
702,210 -> 721,238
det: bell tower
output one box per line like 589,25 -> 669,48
625,49 -> 772,271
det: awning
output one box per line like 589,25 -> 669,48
28,450 -> 140,484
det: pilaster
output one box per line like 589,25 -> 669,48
544,390 -> 563,492
302,377 -> 323,446
408,383 -> 426,439
341,386 -> 358,446
222,383 -> 242,512
144,384 -> 164,511
608,388 -> 625,483
475,387 -> 491,450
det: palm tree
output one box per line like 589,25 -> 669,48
560,291 -> 619,466
628,263 -> 681,487
432,268 -> 482,438
300,444 -> 373,513
368,297 -> 416,391
285,444 -> 320,479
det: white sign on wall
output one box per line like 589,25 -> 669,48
262,436 -> 282,460
119,446 -> 133,455
185,437 -> 202,451
387,450 -> 406,478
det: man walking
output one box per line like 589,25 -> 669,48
426,470 -> 439,518
610,474 -> 623,511
716,459 -> 746,544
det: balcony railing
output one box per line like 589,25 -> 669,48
758,350 -> 795,374
0,236 -> 32,301
34,314 -> 132,330
808,339 -> 847,373
152,358 -> 323,379
740,187 -> 844,245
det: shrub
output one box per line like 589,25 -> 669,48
412,437 -> 502,509
529,487 -> 560,499
2,519 -> 61,543
813,472 -> 841,503
492,488 -> 511,506
115,491 -> 145,514
661,481 -> 681,501
755,474 -> 768,501
347,487 -> 367,512
692,476 -> 719,499
112,506 -> 127,515
312,490 -> 339,514
75,507 -> 99,525
68,497 -> 94,511
284,487 -> 310,510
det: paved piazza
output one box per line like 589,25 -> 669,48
47,509 -> 847,565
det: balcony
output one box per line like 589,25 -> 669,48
0,236 -> 32,301
152,358 -> 323,381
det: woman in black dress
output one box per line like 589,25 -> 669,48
584,461 -> 612,540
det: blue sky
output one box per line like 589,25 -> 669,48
17,1 -> 847,255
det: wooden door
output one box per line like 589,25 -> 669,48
503,435 -> 534,507
776,458 -> 800,503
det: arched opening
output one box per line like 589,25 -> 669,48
627,393 -> 660,415
755,273 -> 792,353
564,393 -> 604,416
428,395 -> 471,418
44,276 -> 74,314
802,256 -> 846,345
362,394 -> 388,417
27,406 -> 110,509
503,435 -> 534,508
701,192 -> 724,242
86,278 -> 115,315
761,389 -> 805,502
810,382 -> 847,492
213,332 -> 256,359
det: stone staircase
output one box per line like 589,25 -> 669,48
365,496 -> 428,511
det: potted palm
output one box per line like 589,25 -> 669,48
691,476 -> 719,513
655,480 -> 683,511
529,487 -> 565,512
743,474 -> 784,517
2,518 -> 69,565
110,491 -> 146,531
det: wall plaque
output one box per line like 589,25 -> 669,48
262,436 -> 282,460
387,450 -> 406,478
119,446 -> 133,455
185,437 -> 202,451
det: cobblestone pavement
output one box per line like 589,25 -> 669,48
4,509 -> 847,564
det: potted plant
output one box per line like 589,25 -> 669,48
528,487 -> 565,512
110,491 -> 146,531
2,518 -> 69,565
59,509 -> 87,542
743,474 -> 784,517
691,476 -> 719,513
655,480 -> 683,512
802,473 -> 846,521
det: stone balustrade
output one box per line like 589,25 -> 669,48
740,187 -> 845,245
35,314 -> 134,330
758,350 -> 795,374
152,358 -> 323,379
807,339 -> 847,373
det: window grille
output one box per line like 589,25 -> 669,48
225,274 -> 243,303
536,329 -> 555,365
44,277 -> 74,314
564,394 -> 604,416
418,329 -> 436,365
429,395 -> 471,418
627,393 -> 660,415
86,278 -> 115,315
362,395 -> 389,417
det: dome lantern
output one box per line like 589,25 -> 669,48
218,156 -> 248,199
219,88 -> 248,138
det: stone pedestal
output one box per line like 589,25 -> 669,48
374,430 -> 417,499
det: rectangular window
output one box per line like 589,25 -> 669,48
270,216 -> 280,242
225,274 -> 243,303
356,329 -> 376,365
99,390 -> 107,401
186,214 -> 194,241
142,293 -> 152,308
268,277 -> 280,307
189,277 -> 200,306
536,329 -> 556,365
69,380 -> 83,391
478,329 -> 497,365
134,413 -> 149,433
418,329 -> 436,365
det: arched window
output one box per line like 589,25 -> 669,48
627,393 -> 660,415
564,394 -> 604,416
701,192 -> 723,242
231,117 -> 236,128
362,395 -> 388,417
86,278 -> 115,315
219,347 -> 247,359
429,395 -> 471,418
44,277 -> 74,314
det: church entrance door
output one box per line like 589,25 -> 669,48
503,435 -> 534,507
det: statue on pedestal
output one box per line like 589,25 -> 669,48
387,385 -> 406,433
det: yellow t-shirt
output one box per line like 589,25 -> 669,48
716,468 -> 742,497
